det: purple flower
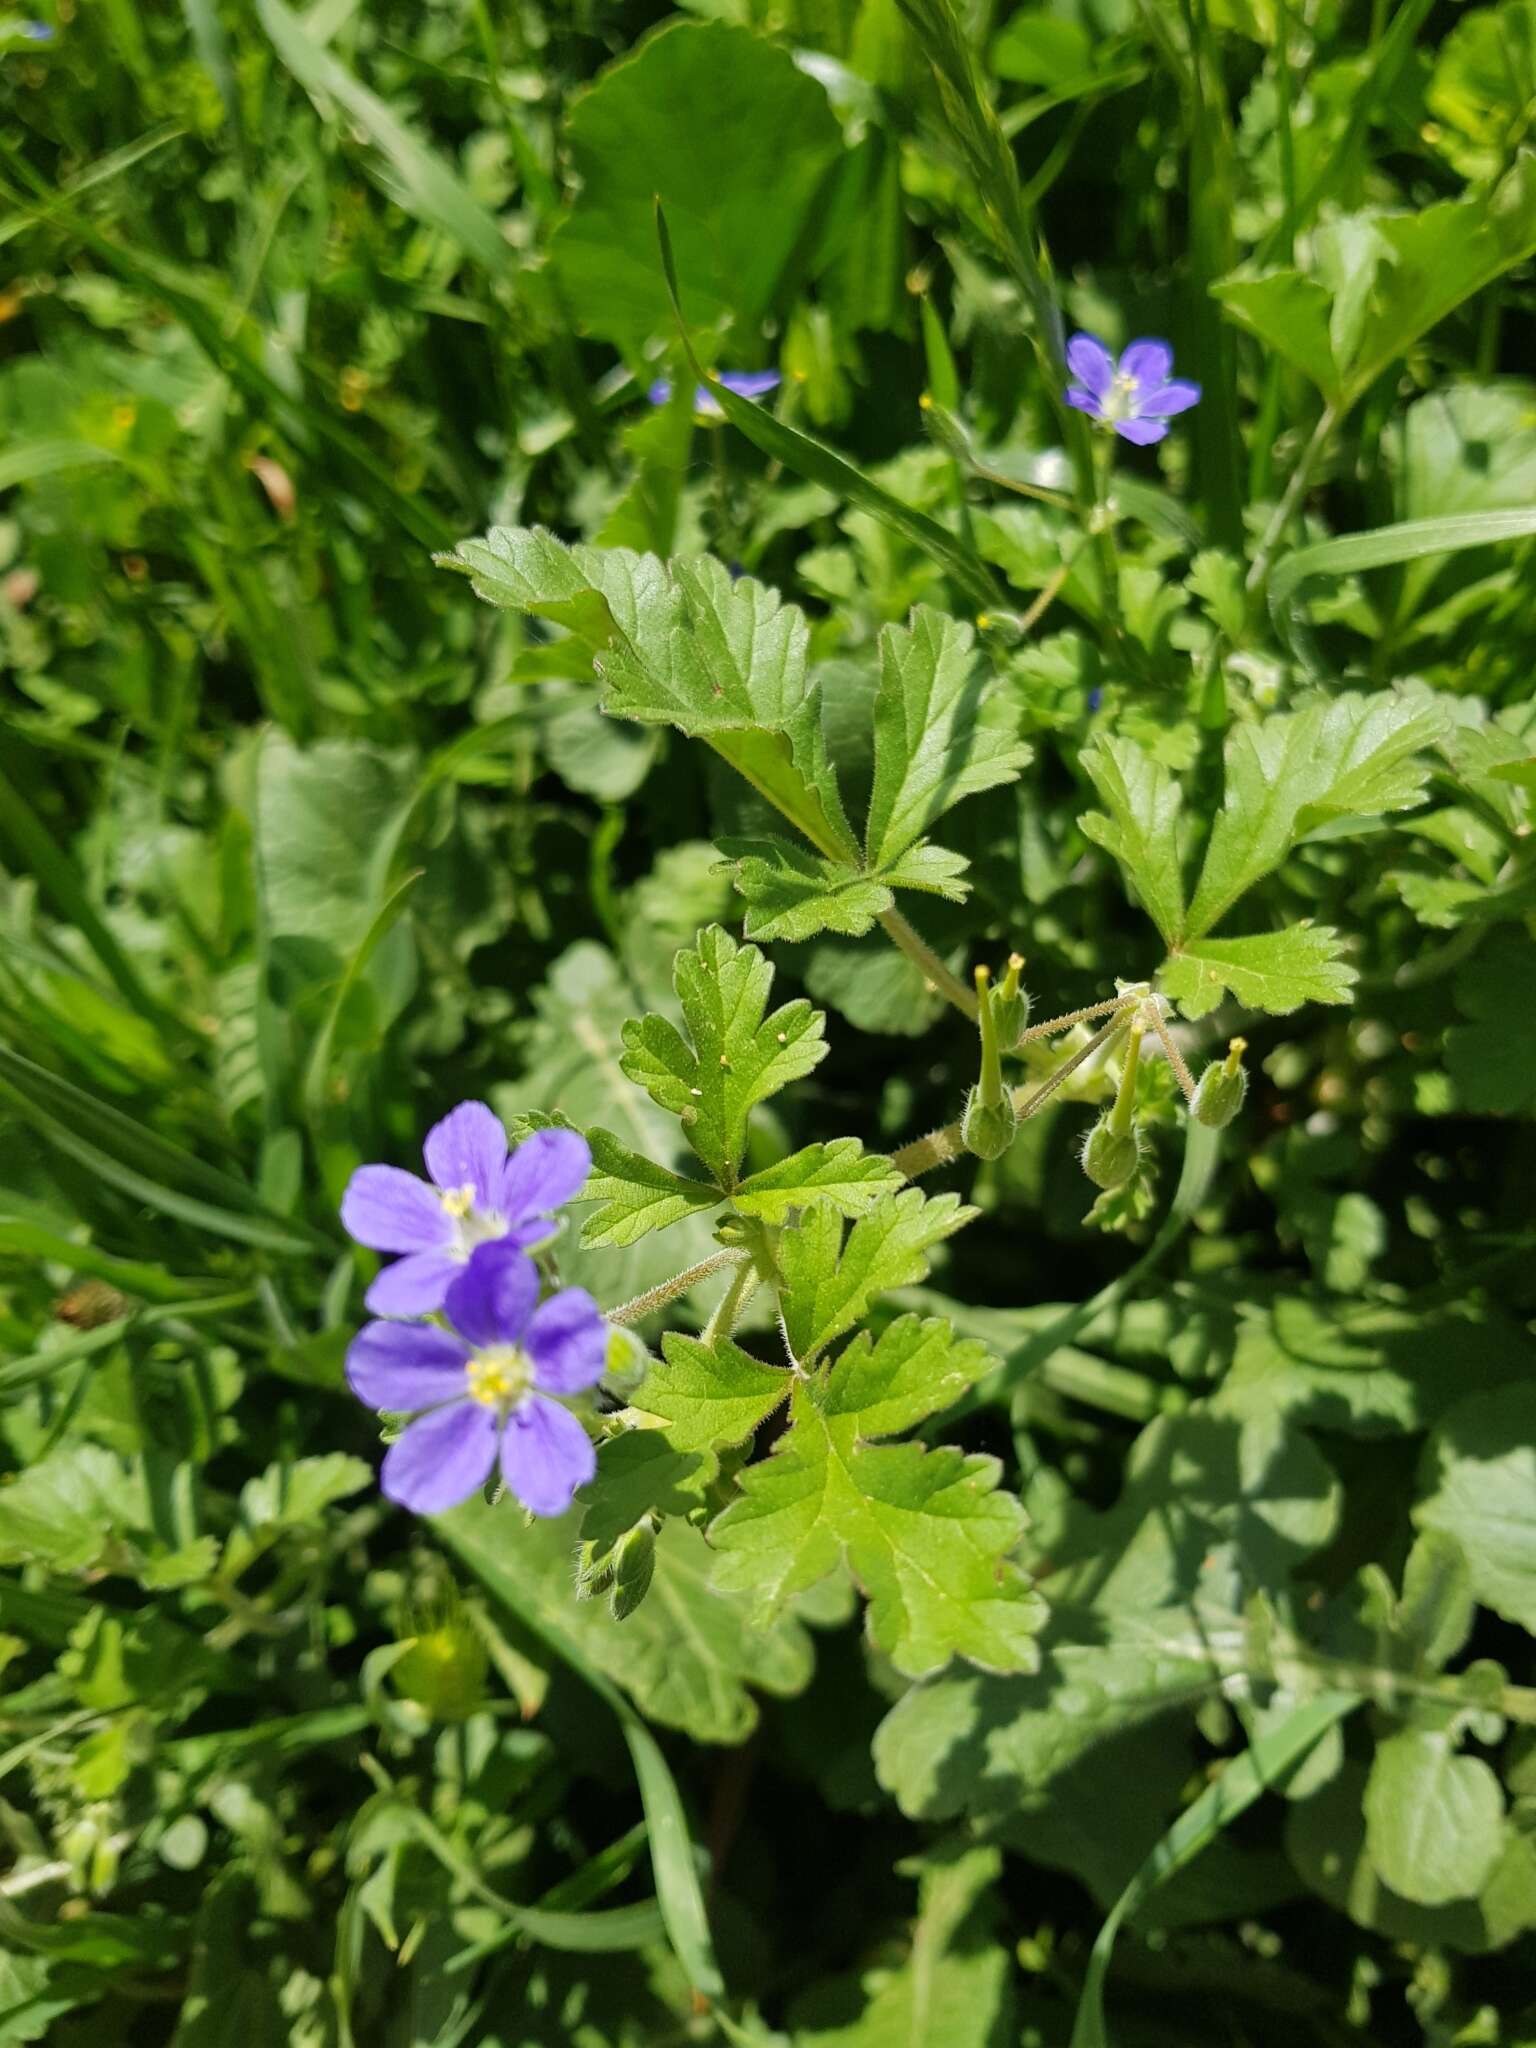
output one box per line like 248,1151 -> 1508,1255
347,1243 -> 606,1517
341,1103 -> 590,1317
647,370 -> 780,420
1065,334 -> 1200,446
21,22 -> 54,40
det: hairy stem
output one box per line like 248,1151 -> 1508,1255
701,1259 -> 761,1347
892,1012 -> 1131,1179
608,1251 -> 744,1328
1015,990 -> 1142,1047
878,906 -> 978,1019
1149,1007 -> 1198,1105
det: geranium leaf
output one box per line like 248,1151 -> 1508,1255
732,1140 -> 905,1223
1079,734 -> 1188,945
618,926 -> 827,1187
635,1333 -> 791,1453
864,606 -> 1032,871
1161,925 -> 1355,1017
779,1188 -> 977,1362
708,1314 -> 1043,1676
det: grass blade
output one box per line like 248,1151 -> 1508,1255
0,1047 -> 328,1257
1070,1691 -> 1360,2047
255,0 -> 517,282
654,202 -> 1002,616
443,1519 -> 728,2003
1270,507 -> 1536,663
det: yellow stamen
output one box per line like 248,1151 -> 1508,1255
467,1347 -> 530,1409
440,1183 -> 476,1220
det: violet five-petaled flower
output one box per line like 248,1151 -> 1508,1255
647,369 -> 780,419
1065,334 -> 1200,446
340,1101 -> 590,1317
347,1242 -> 606,1517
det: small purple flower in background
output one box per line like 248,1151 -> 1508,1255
647,370 -> 780,420
341,1102 -> 590,1317
1065,334 -> 1200,446
347,1243 -> 606,1516
21,21 -> 55,40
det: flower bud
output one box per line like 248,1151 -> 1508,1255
1193,1037 -> 1248,1129
609,1522 -> 656,1621
962,1083 -> 1018,1161
1081,1115 -> 1140,1190
991,953 -> 1031,1052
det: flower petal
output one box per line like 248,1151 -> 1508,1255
1136,378 -> 1201,418
381,1401 -> 499,1515
364,1248 -> 464,1317
1066,385 -> 1106,419
341,1166 -> 449,1253
499,1395 -> 595,1518
718,371 -> 780,398
1114,417 -> 1171,445
526,1287 -> 609,1394
444,1242 -> 538,1351
423,1100 -> 507,1207
1119,338 -> 1174,389
500,1129 -> 592,1228
647,378 -> 672,404
347,1320 -> 470,1412
1065,333 -> 1114,398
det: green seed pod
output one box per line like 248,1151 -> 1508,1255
1081,1114 -> 1140,1190
1193,1037 -> 1248,1129
609,1522 -> 656,1622
962,1083 -> 1018,1161
991,953 -> 1032,1052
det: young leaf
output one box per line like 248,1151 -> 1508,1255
709,1315 -> 1044,1675
718,836 -> 897,942
1160,925 -> 1355,1017
441,527 -> 858,862
635,1333 -> 791,1453
620,926 -> 828,1187
732,1140 -> 905,1223
579,1129 -> 721,1249
864,607 -> 1032,872
779,1188 -> 977,1361
1363,1728 -> 1506,1906
1185,691 -> 1448,939
1079,735 -> 1188,946
1215,158 -> 1536,408
579,1431 -> 717,1550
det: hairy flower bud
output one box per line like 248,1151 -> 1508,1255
1193,1037 -> 1248,1129
991,953 -> 1031,1052
1081,1115 -> 1140,1190
609,1522 -> 656,1621
962,1083 -> 1018,1161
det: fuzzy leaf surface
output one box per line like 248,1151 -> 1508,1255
709,1315 -> 1043,1674
864,607 -> 1031,870
635,1333 -> 791,1453
1161,926 -> 1355,1017
779,1189 -> 976,1361
619,925 -> 827,1186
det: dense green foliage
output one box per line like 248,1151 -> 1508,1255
2,0 -> 1536,2042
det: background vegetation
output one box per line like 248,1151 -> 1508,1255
1,0 -> 1535,2042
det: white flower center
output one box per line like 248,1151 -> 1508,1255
439,1183 -> 508,1261
1102,370 -> 1141,424
466,1345 -> 532,1412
